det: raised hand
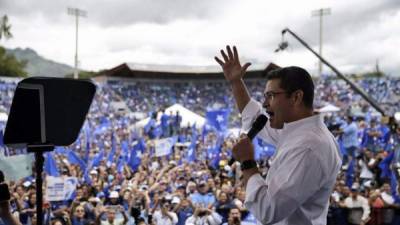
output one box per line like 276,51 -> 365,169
215,45 -> 251,83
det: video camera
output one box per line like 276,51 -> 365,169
0,171 -> 10,202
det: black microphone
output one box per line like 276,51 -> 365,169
228,114 -> 268,166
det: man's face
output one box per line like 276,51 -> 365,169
74,206 -> 85,218
263,79 -> 292,129
107,209 -> 116,221
162,202 -> 171,210
351,191 -> 358,198
229,209 -> 241,220
199,184 -> 208,194
383,184 -> 391,193
219,193 -> 227,203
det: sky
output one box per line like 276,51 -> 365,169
0,0 -> 399,76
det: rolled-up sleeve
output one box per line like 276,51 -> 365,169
244,149 -> 323,225
241,99 -> 279,146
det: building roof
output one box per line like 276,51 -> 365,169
97,62 -> 281,80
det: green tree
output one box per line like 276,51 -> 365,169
0,15 -> 13,40
0,46 -> 27,77
0,15 -> 27,77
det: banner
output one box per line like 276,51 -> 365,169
45,176 -> 78,201
155,136 -> 177,157
0,154 -> 34,181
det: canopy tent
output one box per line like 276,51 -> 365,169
315,104 -> 341,113
135,104 -> 206,129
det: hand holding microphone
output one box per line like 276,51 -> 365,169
229,115 -> 268,165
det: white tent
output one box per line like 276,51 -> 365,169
0,112 -> 7,122
135,104 -> 205,129
316,104 -> 340,113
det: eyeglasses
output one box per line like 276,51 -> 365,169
263,91 -> 287,101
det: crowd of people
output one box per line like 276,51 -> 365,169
0,75 -> 400,225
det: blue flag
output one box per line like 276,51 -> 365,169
44,152 -> 59,177
107,133 -> 117,167
379,151 -> 394,179
254,138 -> 262,160
83,168 -> 92,185
136,138 -> 147,152
208,135 -> 223,169
121,140 -> 129,157
54,146 -> 68,155
91,148 -> 105,168
128,147 -> 142,171
117,156 -> 125,174
205,109 -> 230,132
67,150 -> 86,172
255,138 -> 276,159
187,127 -> 198,162
84,126 -> 91,163
346,159 -> 355,187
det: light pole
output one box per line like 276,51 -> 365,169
311,8 -> 331,76
67,8 -> 87,79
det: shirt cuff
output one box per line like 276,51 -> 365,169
245,172 -> 266,203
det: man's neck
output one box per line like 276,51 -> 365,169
287,109 -> 314,123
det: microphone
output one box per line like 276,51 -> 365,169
229,114 -> 268,165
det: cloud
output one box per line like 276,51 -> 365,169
1,0 -> 229,26
1,0 -> 399,75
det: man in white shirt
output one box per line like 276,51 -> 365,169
344,187 -> 370,225
380,183 -> 395,225
381,183 -> 395,205
153,199 -> 178,225
185,207 -> 222,225
215,46 -> 342,225
96,206 -> 128,225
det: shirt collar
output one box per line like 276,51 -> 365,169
282,113 -> 323,134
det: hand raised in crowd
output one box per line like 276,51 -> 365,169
215,45 -> 251,83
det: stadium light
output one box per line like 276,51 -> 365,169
67,7 -> 87,79
312,8 -> 331,76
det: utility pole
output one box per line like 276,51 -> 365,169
67,8 -> 87,79
312,8 -> 331,76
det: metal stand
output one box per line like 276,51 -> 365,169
27,144 -> 54,225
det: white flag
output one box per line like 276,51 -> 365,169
0,154 -> 34,181
155,137 -> 177,157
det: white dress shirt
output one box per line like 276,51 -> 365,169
185,211 -> 222,225
381,191 -> 395,205
344,195 -> 370,221
153,210 -> 178,225
241,99 -> 342,225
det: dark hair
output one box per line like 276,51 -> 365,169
266,66 -> 314,108
347,115 -> 354,122
229,205 -> 240,213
